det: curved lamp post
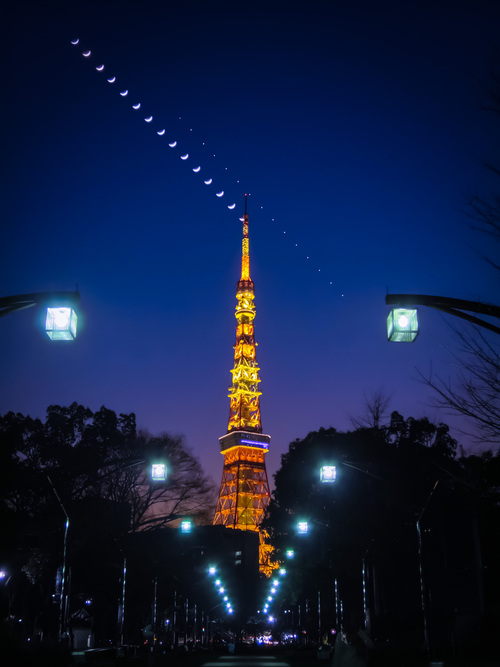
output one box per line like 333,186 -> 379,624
0,291 -> 80,340
386,293 -> 500,341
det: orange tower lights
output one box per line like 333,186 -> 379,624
213,196 -> 275,576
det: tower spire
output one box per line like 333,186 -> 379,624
213,198 -> 276,575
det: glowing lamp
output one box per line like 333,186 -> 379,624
286,549 -> 294,559
297,521 -> 308,535
387,308 -> 418,342
151,463 -> 167,481
180,520 -> 193,534
45,307 -> 78,340
320,465 -> 337,483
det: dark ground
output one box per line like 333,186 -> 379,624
4,643 -> 499,667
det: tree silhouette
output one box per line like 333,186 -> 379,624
0,402 -> 216,647
263,414 -> 500,659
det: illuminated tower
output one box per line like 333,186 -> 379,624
213,196 -> 275,575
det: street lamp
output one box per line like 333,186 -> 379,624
0,290 -> 80,340
180,520 -> 193,534
320,466 -> 337,484
386,293 -> 500,341
296,521 -> 309,535
386,307 -> 419,342
151,463 -> 167,481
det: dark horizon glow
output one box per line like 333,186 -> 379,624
2,0 -> 499,489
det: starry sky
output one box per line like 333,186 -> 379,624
2,0 -> 499,489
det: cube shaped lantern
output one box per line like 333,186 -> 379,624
151,463 -> 167,481
297,521 -> 309,535
45,307 -> 78,340
320,465 -> 337,483
387,308 -> 419,342
180,520 -> 193,534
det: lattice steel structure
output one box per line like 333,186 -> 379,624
213,197 -> 275,575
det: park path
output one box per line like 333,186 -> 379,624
197,655 -> 297,667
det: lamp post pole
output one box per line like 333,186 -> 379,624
46,476 -> 70,643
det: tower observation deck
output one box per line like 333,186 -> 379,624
213,197 -> 275,575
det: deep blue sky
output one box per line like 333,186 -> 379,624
2,0 -> 499,487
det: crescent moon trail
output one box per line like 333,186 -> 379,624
68,39 -> 339,282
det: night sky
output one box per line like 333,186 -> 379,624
3,0 -> 499,488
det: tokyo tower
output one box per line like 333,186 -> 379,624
213,196 -> 275,575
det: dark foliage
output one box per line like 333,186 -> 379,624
0,403 -> 216,648
263,413 -> 500,660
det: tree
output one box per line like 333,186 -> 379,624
421,69 -> 500,447
263,414 -> 500,659
1,403 -> 216,530
0,403 -> 216,647
349,389 -> 392,430
421,327 -> 500,445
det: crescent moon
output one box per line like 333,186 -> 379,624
107,77 -> 116,83
132,103 -> 141,110
204,178 -> 212,185
216,191 -> 224,197
168,141 -> 177,147
144,116 -> 153,122
228,203 -> 236,210
119,90 -> 128,96
96,65 -> 104,71
192,166 -> 201,172
71,39 -> 79,45
180,154 -> 189,160
82,50 -> 91,57
157,129 -> 165,136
